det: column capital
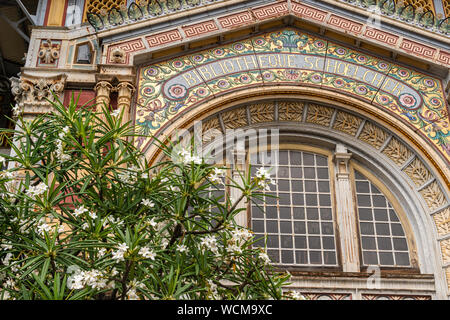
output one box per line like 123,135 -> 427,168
94,80 -> 113,92
114,81 -> 135,93
334,144 -> 352,180
10,73 -> 67,117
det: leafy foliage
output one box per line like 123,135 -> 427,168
0,95 -> 294,300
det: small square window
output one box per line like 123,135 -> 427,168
294,221 -> 306,234
281,250 -> 294,264
293,207 -> 305,219
279,207 -> 291,219
295,236 -> 307,248
308,236 -> 321,249
266,220 -> 278,233
295,250 -> 308,264
303,153 -> 315,165
290,151 -> 302,165
309,251 -> 322,264
306,208 -> 319,220
304,167 -> 316,179
280,221 -> 292,234
307,222 -> 320,234
281,235 -> 293,248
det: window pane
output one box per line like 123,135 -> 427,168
250,150 -> 337,267
355,170 -> 410,267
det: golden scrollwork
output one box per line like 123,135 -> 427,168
249,103 -> 274,123
305,104 -> 334,126
84,0 -> 126,20
332,111 -> 363,136
433,207 -> 450,237
405,0 -> 436,14
403,158 -> 433,186
221,107 -> 248,129
278,101 -> 304,121
358,122 -> 388,149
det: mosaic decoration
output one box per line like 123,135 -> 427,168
136,29 -> 449,161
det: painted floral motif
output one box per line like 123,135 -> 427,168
285,69 -> 300,81
167,84 -> 188,100
399,93 -> 418,109
240,74 -> 252,83
310,73 -> 322,84
233,43 -> 244,51
355,85 -> 368,95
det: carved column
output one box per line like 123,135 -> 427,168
232,148 -> 247,227
333,144 -> 360,272
116,82 -> 135,125
94,81 -> 113,111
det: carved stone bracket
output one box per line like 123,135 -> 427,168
334,144 -> 352,180
9,73 -> 67,116
38,39 -> 61,66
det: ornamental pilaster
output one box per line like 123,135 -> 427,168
333,144 -> 360,273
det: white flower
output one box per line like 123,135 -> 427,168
111,109 -> 120,117
112,250 -> 125,262
138,247 -> 156,260
57,225 -> 65,233
141,172 -> 151,179
25,182 -> 48,198
256,167 -> 270,179
227,243 -> 242,254
0,156 -> 6,166
37,223 -> 52,236
98,248 -> 106,257
67,269 -> 107,290
127,288 -> 139,300
1,241 -> 12,251
141,199 -> 155,208
259,252 -> 271,264
209,167 -> 225,184
5,278 -> 15,288
200,235 -> 219,254
2,253 -> 13,266
89,211 -> 97,219
177,149 -> 203,165
231,228 -> 252,243
81,222 -> 89,230
117,243 -> 129,252
73,205 -> 88,217
176,244 -> 187,253
148,218 -> 157,228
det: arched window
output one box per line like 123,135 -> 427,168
245,146 -> 415,272
178,99 -> 441,298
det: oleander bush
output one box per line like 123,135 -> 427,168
0,96 -> 295,300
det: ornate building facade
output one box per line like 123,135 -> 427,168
6,0 -> 450,299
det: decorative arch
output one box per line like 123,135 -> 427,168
132,27 -> 450,298
134,28 -> 449,168
136,92 -> 450,298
